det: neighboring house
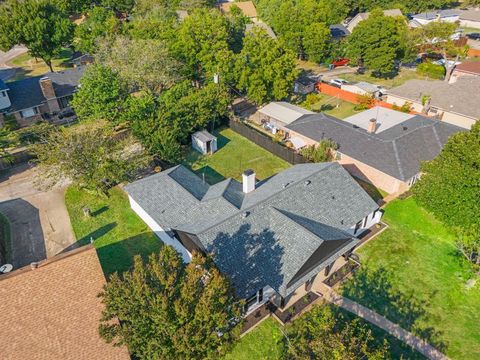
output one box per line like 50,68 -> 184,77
294,77 -> 318,94
449,61 -> 480,83
284,106 -> 463,194
410,9 -> 460,26
0,246 -> 130,360
255,102 -> 314,128
386,77 -> 480,129
329,24 -> 350,40
0,66 -> 85,127
346,9 -> 403,32
192,130 -> 218,155
219,1 -> 257,19
246,22 -> 277,39
69,53 -> 94,68
125,162 -> 382,313
459,8 -> 480,29
341,81 -> 382,97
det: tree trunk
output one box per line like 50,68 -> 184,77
45,59 -> 54,73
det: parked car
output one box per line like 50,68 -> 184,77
331,58 -> 350,67
329,78 -> 348,88
467,33 -> 480,40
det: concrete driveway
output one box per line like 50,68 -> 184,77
0,164 -> 76,268
0,45 -> 28,81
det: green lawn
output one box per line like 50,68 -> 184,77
341,68 -> 433,89
65,186 -> 161,276
7,48 -> 74,81
342,197 -> 480,360
183,127 -> 290,184
308,94 -> 358,119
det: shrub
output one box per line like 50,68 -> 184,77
354,94 -> 375,111
417,62 -> 445,80
300,140 -> 338,163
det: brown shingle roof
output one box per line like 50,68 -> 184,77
0,246 -> 130,360
219,1 -> 257,18
454,61 -> 480,75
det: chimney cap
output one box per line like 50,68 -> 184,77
369,118 -> 376,123
243,169 -> 255,176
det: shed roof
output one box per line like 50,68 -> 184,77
0,246 -> 130,360
258,101 -> 314,125
219,1 -> 257,18
454,61 -> 480,75
286,111 -> 463,181
388,77 -> 480,120
193,130 -> 216,143
125,163 -> 378,298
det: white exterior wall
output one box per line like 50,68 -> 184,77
341,84 -> 368,96
0,91 -> 11,110
347,209 -> 383,236
128,195 -> 192,262
192,136 -> 207,154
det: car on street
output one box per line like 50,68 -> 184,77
331,58 -> 350,67
329,78 -> 348,88
467,33 -> 480,40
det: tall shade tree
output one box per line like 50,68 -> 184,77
0,0 -> 74,72
99,246 -> 243,359
235,28 -> 298,104
171,8 -> 234,83
74,6 -> 119,54
96,36 -> 183,93
413,122 -> 480,230
33,122 -> 150,194
287,305 -> 389,359
100,0 -> 135,13
303,22 -> 332,63
71,64 -> 127,123
347,9 -> 407,75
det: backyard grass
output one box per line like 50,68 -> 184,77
7,48 -> 74,81
307,94 -> 358,119
342,197 -> 480,360
341,68 -> 434,89
65,186 -> 161,276
183,127 -> 290,184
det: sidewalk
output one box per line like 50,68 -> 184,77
315,283 -> 450,360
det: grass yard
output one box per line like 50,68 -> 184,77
341,68 -> 433,89
7,48 -> 74,81
65,186 -> 161,276
183,127 -> 290,184
307,94 -> 358,119
342,197 -> 480,360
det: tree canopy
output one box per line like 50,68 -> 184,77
413,122 -> 480,230
0,0 -> 74,72
99,246 -> 243,359
347,9 -> 407,75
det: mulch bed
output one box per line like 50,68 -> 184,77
324,259 -> 360,287
273,292 -> 320,324
241,302 -> 276,334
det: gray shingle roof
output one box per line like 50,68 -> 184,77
388,78 -> 480,120
329,24 -> 350,38
0,79 -> 8,91
193,130 -> 216,143
125,162 -> 377,298
6,66 -> 85,112
286,112 -> 463,181
413,9 -> 459,20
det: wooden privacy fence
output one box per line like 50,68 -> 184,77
229,119 -> 310,165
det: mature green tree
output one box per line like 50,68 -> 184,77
344,0 -> 456,13
455,226 -> 480,272
71,64 -> 127,122
178,0 -> 216,10
235,28 -> 298,104
53,0 -> 93,14
347,9 -> 406,75
303,22 -> 331,63
413,122 -> 480,230
100,0 -> 135,13
287,305 -> 389,359
127,5 -> 177,41
0,0 -> 74,72
99,246 -> 243,359
96,36 -> 183,93
171,8 -> 234,83
33,123 -> 149,194
74,6 -> 118,54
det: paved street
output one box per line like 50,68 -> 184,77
0,164 -> 76,269
0,45 -> 27,81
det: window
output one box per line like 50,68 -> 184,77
354,220 -> 363,235
258,288 -> 263,303
20,108 -> 37,118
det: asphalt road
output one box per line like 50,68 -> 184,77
0,45 -> 27,81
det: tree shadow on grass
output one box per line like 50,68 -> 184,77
96,232 -> 162,277
91,206 -> 109,217
341,266 -> 447,353
194,165 -> 225,185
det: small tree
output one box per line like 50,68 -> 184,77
33,122 -> 150,194
99,246 -> 243,359
300,140 -> 337,163
286,305 -> 389,359
71,64 -> 127,123
0,0 -> 74,72
355,93 -> 375,111
455,226 -> 480,272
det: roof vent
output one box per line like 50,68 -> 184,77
242,211 -> 250,218
304,180 -> 311,186
402,126 -> 408,131
331,195 -> 335,200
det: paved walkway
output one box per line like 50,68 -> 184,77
315,284 -> 450,360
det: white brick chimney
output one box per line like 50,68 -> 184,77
367,118 -> 377,134
242,169 -> 256,193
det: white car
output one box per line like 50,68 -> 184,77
433,59 -> 462,68
329,78 -> 348,88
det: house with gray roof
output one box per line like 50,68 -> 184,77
411,9 -> 459,26
386,77 -> 480,129
0,66 -> 85,127
284,107 -> 463,194
346,9 -> 403,33
125,162 -> 382,313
